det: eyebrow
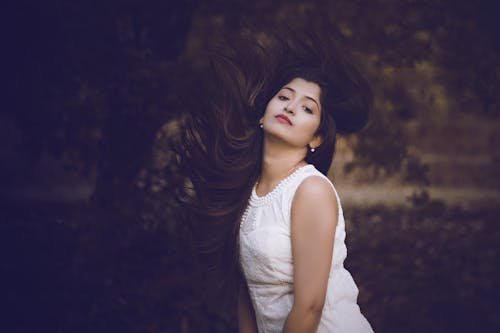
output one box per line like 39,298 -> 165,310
282,87 -> 320,109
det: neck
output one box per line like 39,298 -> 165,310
258,137 -> 308,192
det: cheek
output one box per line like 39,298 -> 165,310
262,103 -> 277,121
264,99 -> 278,112
305,119 -> 321,136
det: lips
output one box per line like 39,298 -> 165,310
275,114 -> 292,125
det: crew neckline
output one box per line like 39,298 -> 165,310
250,164 -> 313,206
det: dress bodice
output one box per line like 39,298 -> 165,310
239,164 -> 374,333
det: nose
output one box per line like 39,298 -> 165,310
284,102 -> 296,114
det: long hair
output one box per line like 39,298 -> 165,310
172,28 -> 372,308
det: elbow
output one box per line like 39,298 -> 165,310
308,301 -> 325,316
302,294 -> 326,314
295,299 -> 325,317
284,300 -> 324,332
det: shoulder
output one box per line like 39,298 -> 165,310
296,174 -> 335,197
290,174 -> 339,243
291,174 -> 339,219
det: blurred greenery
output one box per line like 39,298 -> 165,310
1,0 -> 499,332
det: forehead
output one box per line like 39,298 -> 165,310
281,78 -> 321,100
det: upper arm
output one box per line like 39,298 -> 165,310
290,176 -> 339,312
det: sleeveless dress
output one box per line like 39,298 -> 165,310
239,164 -> 374,333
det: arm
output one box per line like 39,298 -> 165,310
283,176 -> 339,333
238,281 -> 259,333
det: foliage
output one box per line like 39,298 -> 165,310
2,199 -> 499,332
346,203 -> 500,332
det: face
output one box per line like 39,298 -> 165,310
260,77 -> 323,150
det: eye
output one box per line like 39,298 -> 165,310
302,106 -> 313,114
278,95 -> 289,101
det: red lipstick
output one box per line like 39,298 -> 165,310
275,114 -> 292,125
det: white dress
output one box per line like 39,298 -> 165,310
239,164 -> 374,333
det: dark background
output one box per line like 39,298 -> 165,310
1,0 -> 499,332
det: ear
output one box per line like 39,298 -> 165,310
309,135 -> 323,150
259,116 -> 264,124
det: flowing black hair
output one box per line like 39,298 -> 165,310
172,27 -> 372,309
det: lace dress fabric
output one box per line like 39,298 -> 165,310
239,164 -> 374,333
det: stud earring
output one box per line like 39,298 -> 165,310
259,123 -> 263,129
310,147 -> 316,153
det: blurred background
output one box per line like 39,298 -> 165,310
1,0 -> 499,332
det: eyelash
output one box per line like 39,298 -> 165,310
278,95 -> 313,114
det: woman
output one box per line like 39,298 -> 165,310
175,30 -> 374,332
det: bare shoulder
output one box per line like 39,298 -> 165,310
294,175 -> 338,205
291,175 -> 339,221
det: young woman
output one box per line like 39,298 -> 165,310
175,30 -> 374,332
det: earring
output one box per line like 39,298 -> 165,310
259,123 -> 263,129
310,147 -> 316,153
